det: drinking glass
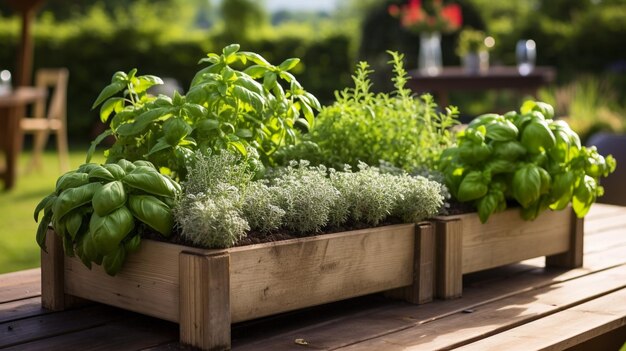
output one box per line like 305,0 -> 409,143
516,39 -> 536,76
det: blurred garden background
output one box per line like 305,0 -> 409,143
1,0 -> 626,274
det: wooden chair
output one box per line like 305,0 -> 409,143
20,68 -> 70,172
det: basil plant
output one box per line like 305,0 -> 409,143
88,44 -> 320,180
34,160 -> 180,276
439,101 -> 616,223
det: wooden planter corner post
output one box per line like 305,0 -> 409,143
41,228 -> 84,310
386,222 -> 435,304
179,252 -> 231,351
435,207 -> 584,299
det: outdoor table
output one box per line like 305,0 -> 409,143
0,86 -> 47,190
1,203 -> 626,350
408,66 -> 556,107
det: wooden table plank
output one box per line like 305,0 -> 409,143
455,288 -> 626,351
0,268 -> 40,303
1,317 -> 178,351
232,239 -> 626,350
0,297 -> 50,323
0,305 -> 130,348
334,263 -> 626,350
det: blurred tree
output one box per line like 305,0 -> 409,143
219,0 -> 268,43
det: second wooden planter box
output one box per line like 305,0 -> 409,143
41,222 -> 434,350
433,207 -> 583,299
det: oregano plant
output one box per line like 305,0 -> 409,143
298,51 -> 459,172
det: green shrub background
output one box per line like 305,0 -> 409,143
0,3 -> 353,142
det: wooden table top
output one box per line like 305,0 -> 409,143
408,66 -> 556,92
1,204 -> 626,350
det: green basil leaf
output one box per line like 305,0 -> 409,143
117,159 -> 136,174
485,120 -> 518,141
103,163 -> 126,180
163,117 -> 192,145
35,193 -> 57,222
122,166 -> 177,198
133,75 -> 164,94
243,65 -> 270,79
572,175 -> 596,217
278,58 -> 300,71
457,171 -> 489,202
90,206 -> 135,255
133,160 -> 156,168
124,234 -> 142,253
36,211 -> 53,251
92,181 -> 127,216
128,195 -> 174,237
65,211 -> 83,240
512,165 -> 542,208
92,81 -> 126,109
55,172 -> 90,194
521,120 -> 556,154
80,231 -> 99,266
88,165 -> 115,182
102,246 -> 127,276
100,97 -> 124,123
116,107 -> 173,137
52,183 -> 102,220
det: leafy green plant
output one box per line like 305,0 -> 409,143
175,153 -> 446,248
242,181 -> 286,234
439,101 -> 616,223
303,51 -> 459,172
34,159 -> 181,275
89,44 -> 321,179
268,161 -> 340,235
456,28 -> 490,56
329,163 -> 445,226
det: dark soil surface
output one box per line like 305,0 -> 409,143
143,201 -> 482,249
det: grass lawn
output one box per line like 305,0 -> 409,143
0,148 -> 104,274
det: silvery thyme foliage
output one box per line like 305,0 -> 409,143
242,181 -> 285,234
175,153 -> 446,248
269,161 -> 340,235
176,189 -> 249,248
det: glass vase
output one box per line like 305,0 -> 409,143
419,32 -> 442,76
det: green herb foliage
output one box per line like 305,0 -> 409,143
301,51 -> 459,172
175,151 -> 446,248
34,160 -> 181,276
89,44 -> 320,180
439,101 -> 616,223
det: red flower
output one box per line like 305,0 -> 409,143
442,4 -> 462,29
389,0 -> 463,34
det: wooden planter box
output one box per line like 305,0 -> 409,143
433,207 -> 583,299
41,223 -> 434,350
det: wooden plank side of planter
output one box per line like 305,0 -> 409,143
64,240 -> 209,323
63,224 -> 417,324
455,208 -> 572,274
228,224 -> 416,322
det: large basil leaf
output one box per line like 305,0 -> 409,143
52,183 -> 102,220
92,181 -> 127,216
127,195 -> 173,237
122,167 -> 178,198
90,206 -> 135,255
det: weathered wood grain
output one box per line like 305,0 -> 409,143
455,287 -> 626,351
0,268 -> 40,303
179,252 -> 230,351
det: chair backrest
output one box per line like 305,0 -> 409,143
33,68 -> 69,122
